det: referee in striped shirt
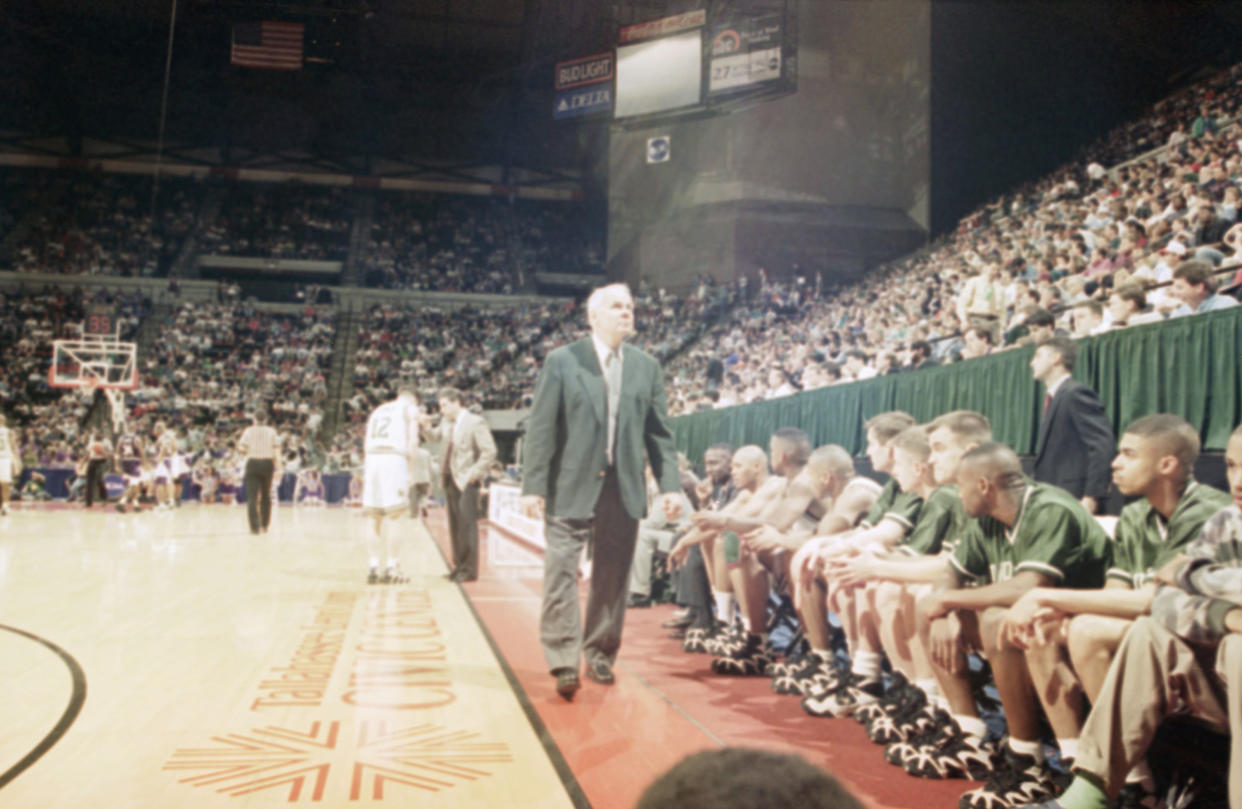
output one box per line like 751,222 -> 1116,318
238,411 -> 280,535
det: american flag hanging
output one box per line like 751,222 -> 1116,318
231,21 -> 304,70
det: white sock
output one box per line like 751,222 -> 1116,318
811,647 -> 831,662
713,592 -> 734,624
1057,738 -> 1079,763
740,615 -> 752,632
369,556 -> 379,568
1009,736 -> 1044,763
851,650 -> 882,679
953,714 -> 988,739
915,678 -> 940,698
386,557 -> 398,569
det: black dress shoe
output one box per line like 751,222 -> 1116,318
554,668 -> 580,700
627,594 -> 652,608
444,569 -> 458,581
450,570 -> 478,583
584,660 -> 615,685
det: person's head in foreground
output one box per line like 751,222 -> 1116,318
634,748 -> 865,809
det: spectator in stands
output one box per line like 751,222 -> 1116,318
957,263 -> 1005,345
1106,283 -> 1164,329
1071,300 -> 1106,337
1168,259 -> 1239,317
960,326 -> 994,360
1023,306 -> 1061,344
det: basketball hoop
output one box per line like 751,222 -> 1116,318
49,338 -> 138,391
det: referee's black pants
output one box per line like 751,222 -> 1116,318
244,459 -> 275,533
85,459 -> 109,507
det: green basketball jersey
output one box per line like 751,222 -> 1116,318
862,478 -> 899,527
899,485 -> 967,557
861,478 -> 924,535
1108,482 -> 1233,588
951,482 -> 1111,588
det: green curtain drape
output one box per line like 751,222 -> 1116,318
671,308 -> 1242,461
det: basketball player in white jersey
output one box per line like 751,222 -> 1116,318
0,414 -> 18,516
152,422 -> 182,510
362,386 -> 420,584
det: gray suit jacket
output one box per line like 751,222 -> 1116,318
440,411 -> 497,490
521,338 -> 680,520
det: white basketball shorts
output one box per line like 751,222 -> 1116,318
362,454 -> 409,512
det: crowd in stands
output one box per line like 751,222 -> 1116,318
0,285 -> 148,465
1081,62 -> 1242,167
7,172 -> 202,277
1,296 -> 336,505
203,183 -> 352,261
345,280 -> 735,433
664,62 -> 1242,415
359,194 -> 603,293
129,301 -> 335,481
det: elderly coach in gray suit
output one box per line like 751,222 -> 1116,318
520,283 -> 682,701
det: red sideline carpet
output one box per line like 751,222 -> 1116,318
426,510 -> 978,809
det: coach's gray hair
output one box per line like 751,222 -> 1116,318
587,283 -> 632,318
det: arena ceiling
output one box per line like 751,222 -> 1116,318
0,0 -> 688,173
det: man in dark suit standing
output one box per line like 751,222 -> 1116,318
1030,336 -> 1115,513
521,283 -> 682,700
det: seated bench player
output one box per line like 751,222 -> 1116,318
1021,422 -> 1242,809
817,412 -> 991,731
669,444 -> 784,650
902,443 -> 1111,809
1000,414 -> 1231,804
789,412 -> 923,702
671,430 -> 820,668
708,442 -> 875,676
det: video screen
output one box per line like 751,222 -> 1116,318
615,30 -> 702,118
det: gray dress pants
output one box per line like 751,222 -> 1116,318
539,467 -> 638,673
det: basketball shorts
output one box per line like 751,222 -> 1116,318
362,454 -> 409,512
121,459 -> 141,478
0,458 -> 11,484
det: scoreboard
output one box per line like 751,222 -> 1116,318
84,304 -> 120,338
708,14 -> 784,94
552,0 -> 796,124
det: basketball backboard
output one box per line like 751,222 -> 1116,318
50,339 -> 138,390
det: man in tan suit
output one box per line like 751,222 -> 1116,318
408,447 -> 432,520
435,387 -> 497,582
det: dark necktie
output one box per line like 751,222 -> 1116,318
442,423 -> 453,478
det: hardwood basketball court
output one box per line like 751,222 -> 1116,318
0,504 -> 577,808
0,502 -> 970,809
